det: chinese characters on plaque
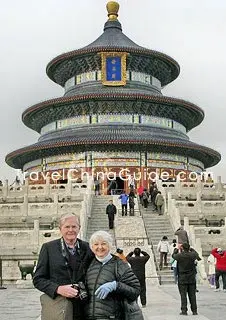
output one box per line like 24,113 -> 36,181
100,52 -> 128,86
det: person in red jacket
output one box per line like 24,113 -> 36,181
211,247 -> 226,292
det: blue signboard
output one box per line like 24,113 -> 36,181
100,52 -> 127,86
106,56 -> 122,81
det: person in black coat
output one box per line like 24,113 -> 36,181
33,213 -> 94,320
172,243 -> 200,316
85,230 -> 141,320
106,200 -> 117,229
126,248 -> 150,307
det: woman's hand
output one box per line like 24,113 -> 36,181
95,281 -> 116,299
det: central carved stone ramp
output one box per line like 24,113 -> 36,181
142,209 -> 176,284
85,195 -> 115,242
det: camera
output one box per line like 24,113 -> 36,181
72,282 -> 88,301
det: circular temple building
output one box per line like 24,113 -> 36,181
5,1 -> 220,191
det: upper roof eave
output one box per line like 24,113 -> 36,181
46,46 -> 180,85
22,93 -> 204,132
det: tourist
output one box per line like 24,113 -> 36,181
118,191 -> 129,216
114,248 -> 128,263
151,187 -> 159,211
174,226 -> 189,250
207,253 -> 216,288
84,231 -> 141,319
105,199 -> 117,229
128,175 -> 136,191
155,191 -> 164,215
33,213 -> 94,320
108,179 -> 117,195
211,247 -> 226,292
172,243 -> 200,315
94,177 -> 101,196
148,182 -> 155,200
142,188 -> 149,209
126,247 -> 150,308
137,185 -> 144,205
169,239 -> 178,284
157,235 -> 170,270
128,189 -> 136,216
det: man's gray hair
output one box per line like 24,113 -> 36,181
59,213 -> 80,227
89,230 -> 113,248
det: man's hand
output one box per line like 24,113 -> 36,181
95,281 -> 116,299
56,284 -> 79,298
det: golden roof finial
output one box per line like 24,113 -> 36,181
106,1 -> 120,21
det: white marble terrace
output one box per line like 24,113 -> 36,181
0,175 -> 226,283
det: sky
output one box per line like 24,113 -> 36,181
0,0 -> 226,183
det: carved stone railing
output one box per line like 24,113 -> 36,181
186,220 -> 207,284
167,192 -> 181,231
0,178 -> 88,201
79,177 -> 94,240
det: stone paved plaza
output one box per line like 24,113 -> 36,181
0,281 -> 225,320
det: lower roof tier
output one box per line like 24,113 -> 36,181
22,93 -> 204,133
6,127 -> 220,170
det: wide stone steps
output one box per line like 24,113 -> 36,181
142,209 -> 175,285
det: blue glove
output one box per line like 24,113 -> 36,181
95,281 -> 117,299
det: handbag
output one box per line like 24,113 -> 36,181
123,298 -> 144,320
114,259 -> 144,320
40,294 -> 73,320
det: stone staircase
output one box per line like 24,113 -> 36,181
141,204 -> 176,284
85,195 -> 116,243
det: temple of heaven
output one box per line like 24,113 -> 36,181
5,1 -> 220,191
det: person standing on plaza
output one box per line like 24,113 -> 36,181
207,253 -> 216,288
126,247 -> 150,308
155,191 -> 164,215
118,191 -> 129,216
172,243 -> 200,316
175,226 -> 189,249
157,235 -> 170,270
33,213 -> 94,320
211,247 -> 226,291
106,199 -> 117,229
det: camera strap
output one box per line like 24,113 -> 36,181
60,237 -> 78,284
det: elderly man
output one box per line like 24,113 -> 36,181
33,213 -> 94,320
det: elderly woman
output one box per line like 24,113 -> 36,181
85,230 -> 141,320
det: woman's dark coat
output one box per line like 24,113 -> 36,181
85,255 -> 140,320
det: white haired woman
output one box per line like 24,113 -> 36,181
84,230 -> 141,320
